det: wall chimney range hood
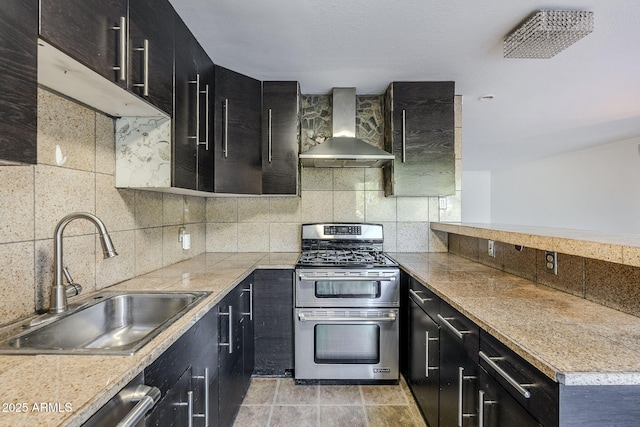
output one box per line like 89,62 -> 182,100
299,88 -> 394,168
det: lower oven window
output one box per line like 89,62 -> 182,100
314,324 -> 380,364
315,280 -> 381,298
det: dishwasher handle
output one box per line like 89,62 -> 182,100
115,385 -> 161,427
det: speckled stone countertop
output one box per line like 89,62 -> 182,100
392,252 -> 640,387
431,222 -> 640,267
0,252 -> 298,427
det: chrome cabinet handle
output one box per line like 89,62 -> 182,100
219,305 -> 233,354
188,74 -> 200,144
424,330 -> 439,378
479,351 -> 532,398
478,390 -> 496,427
458,367 -> 477,426
401,109 -> 406,163
176,391 -> 194,427
437,314 -> 470,340
115,385 -> 161,427
133,39 -> 149,96
112,16 -> 126,81
192,367 -> 209,426
242,283 -> 253,320
409,288 -> 432,304
268,108 -> 273,163
298,313 -> 396,322
201,84 -> 210,150
223,98 -> 229,158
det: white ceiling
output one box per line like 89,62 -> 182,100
169,0 -> 640,171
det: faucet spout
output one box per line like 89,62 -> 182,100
50,212 -> 118,314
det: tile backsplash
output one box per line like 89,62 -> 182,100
0,89 -> 461,326
0,89 -> 206,326
449,234 -> 640,318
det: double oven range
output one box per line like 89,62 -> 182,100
294,223 -> 400,383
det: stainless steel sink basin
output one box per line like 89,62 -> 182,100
0,291 -> 210,355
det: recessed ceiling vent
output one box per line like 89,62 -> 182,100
504,10 -> 594,59
299,88 -> 394,168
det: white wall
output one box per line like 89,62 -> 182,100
490,136 -> 640,234
461,171 -> 491,223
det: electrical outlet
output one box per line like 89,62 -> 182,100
545,251 -> 558,275
439,197 -> 447,210
488,240 -> 495,258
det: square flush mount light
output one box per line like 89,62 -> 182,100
504,10 -> 594,58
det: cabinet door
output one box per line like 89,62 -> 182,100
128,0 -> 174,114
196,50 -> 215,192
262,82 -> 300,195
218,287 -> 244,427
253,269 -> 294,376
146,366 -> 193,427
173,17 -> 199,191
214,65 -> 262,194
385,82 -> 455,196
240,278 -> 255,386
477,367 -> 542,427
0,0 -> 37,165
409,296 -> 440,427
39,0 -> 127,88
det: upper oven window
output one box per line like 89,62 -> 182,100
315,280 -> 381,298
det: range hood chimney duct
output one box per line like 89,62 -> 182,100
299,88 -> 394,168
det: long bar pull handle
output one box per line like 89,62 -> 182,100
115,385 -> 161,427
424,331 -> 439,378
188,74 -> 200,144
437,314 -> 470,340
298,274 -> 396,282
458,367 -> 477,426
178,391 -> 193,427
298,313 -> 396,322
479,351 -> 531,398
401,109 -> 406,163
478,390 -> 496,427
112,16 -> 126,81
223,98 -> 229,158
409,289 -> 432,304
133,39 -> 149,96
268,108 -> 273,163
218,305 -> 233,354
192,367 -> 209,426
242,283 -> 253,320
201,84 -> 210,150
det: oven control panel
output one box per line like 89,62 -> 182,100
324,225 -> 361,236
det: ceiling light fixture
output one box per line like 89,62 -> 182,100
504,10 -> 594,59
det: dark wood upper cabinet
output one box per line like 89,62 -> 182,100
384,81 -> 455,196
262,81 -> 300,195
39,0 -> 127,88
0,0 -> 38,165
173,16 -> 214,192
214,65 -> 262,194
128,0 -> 174,115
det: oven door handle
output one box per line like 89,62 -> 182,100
298,274 -> 396,282
297,312 -> 397,322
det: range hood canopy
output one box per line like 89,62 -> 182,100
299,88 -> 394,168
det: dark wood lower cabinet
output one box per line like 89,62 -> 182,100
253,269 -> 294,376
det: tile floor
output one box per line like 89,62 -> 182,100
232,377 -> 427,427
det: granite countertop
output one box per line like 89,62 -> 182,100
0,252 -> 298,427
3,249 -> 640,426
391,252 -> 640,387
431,222 -> 640,267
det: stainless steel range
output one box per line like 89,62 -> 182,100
294,223 -> 400,383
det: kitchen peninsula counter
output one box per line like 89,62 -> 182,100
392,252 -> 640,386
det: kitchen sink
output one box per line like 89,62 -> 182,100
0,291 -> 210,355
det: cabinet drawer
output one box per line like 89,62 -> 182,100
480,330 -> 558,427
408,278 -> 439,316
439,301 -> 479,361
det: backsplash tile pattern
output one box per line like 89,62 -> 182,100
0,89 -> 206,326
206,94 -> 462,253
449,233 -> 640,317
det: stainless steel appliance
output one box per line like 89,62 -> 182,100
294,223 -> 400,383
